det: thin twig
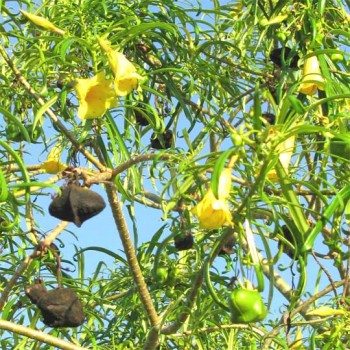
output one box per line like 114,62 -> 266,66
0,319 -> 86,350
311,249 -> 338,299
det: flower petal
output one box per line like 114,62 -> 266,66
191,189 -> 233,230
75,72 -> 117,119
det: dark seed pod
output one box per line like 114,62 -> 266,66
262,112 -> 276,125
174,232 -> 194,251
150,130 -> 173,149
26,284 -> 85,327
278,225 -> 296,259
134,109 -> 149,126
219,236 -> 235,256
269,47 -> 299,69
49,184 -> 106,227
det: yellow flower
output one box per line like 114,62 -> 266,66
298,55 -> 325,95
111,52 -> 143,96
41,144 -> 67,174
75,72 -> 117,119
98,37 -> 143,96
191,168 -> 233,230
20,10 -> 65,35
267,134 -> 296,182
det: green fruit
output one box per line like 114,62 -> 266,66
228,289 -> 267,323
155,267 -> 168,285
331,53 -> 344,62
329,134 -> 350,161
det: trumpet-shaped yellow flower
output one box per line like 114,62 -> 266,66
111,52 -> 143,96
75,72 -> 117,119
20,10 -> 65,35
41,144 -> 67,174
298,55 -> 325,95
267,133 -> 296,182
191,189 -> 233,230
191,168 -> 233,230
98,37 -> 143,96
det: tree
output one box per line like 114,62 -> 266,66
0,0 -> 350,349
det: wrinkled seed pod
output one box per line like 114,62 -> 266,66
49,184 -> 106,227
25,283 -> 47,305
26,284 -> 85,327
174,233 -> 194,251
150,130 -> 173,149
219,237 -> 235,256
269,47 -> 299,69
278,225 -> 297,259
134,109 -> 149,126
261,112 -> 276,125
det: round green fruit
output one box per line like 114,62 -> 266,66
331,53 -> 344,62
155,267 -> 168,285
228,288 -> 267,323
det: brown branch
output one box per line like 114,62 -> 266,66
104,183 -> 160,327
0,319 -> 86,350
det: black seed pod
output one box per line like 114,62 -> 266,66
262,112 -> 276,125
49,184 -> 106,227
25,284 -> 85,327
174,232 -> 194,251
150,130 -> 173,149
219,237 -> 235,256
278,225 -> 297,259
134,109 -> 149,126
269,47 -> 299,69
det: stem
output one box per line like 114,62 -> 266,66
0,319 -> 86,350
104,183 -> 159,328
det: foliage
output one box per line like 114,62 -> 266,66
0,0 -> 350,349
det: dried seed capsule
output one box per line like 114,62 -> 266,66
261,112 -> 276,125
26,284 -> 85,327
174,232 -> 194,251
269,47 -> 299,69
49,184 -> 106,227
150,130 -> 173,149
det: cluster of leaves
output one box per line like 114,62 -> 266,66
0,0 -> 350,349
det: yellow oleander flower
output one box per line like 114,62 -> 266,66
298,55 -> 325,95
111,52 -> 143,96
20,10 -> 65,35
267,134 -> 296,182
41,144 -> 67,174
191,168 -> 233,230
98,37 -> 143,96
75,72 -> 117,119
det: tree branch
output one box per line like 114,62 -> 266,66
104,183 -> 160,327
0,319 -> 86,350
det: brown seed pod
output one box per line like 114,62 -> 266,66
269,47 -> 299,69
150,130 -> 173,149
219,236 -> 236,256
26,283 -> 85,327
134,109 -> 149,126
278,225 -> 297,259
174,232 -> 194,251
49,184 -> 106,227
261,112 -> 276,125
